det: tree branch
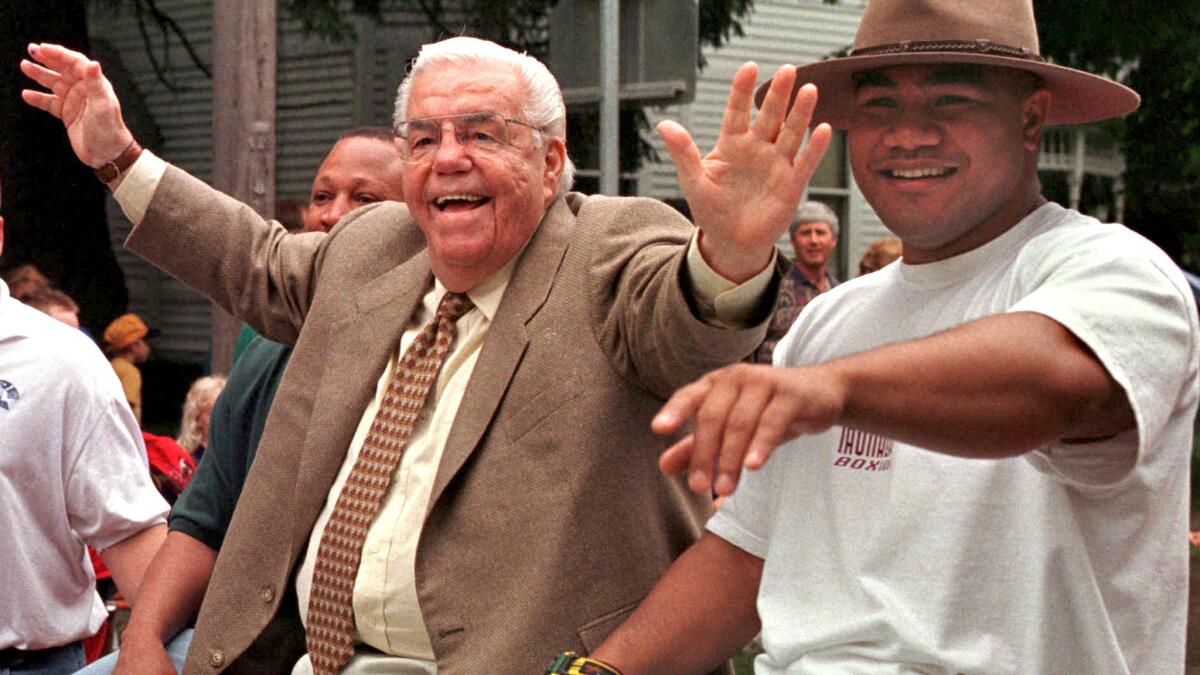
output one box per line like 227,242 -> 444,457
142,0 -> 211,78
131,0 -> 211,92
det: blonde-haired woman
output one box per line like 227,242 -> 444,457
176,375 -> 226,461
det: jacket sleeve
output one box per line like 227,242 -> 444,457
581,195 -> 780,399
124,165 -> 364,346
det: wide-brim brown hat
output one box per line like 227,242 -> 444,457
756,0 -> 1139,129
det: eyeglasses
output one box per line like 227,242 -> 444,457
395,111 -> 541,163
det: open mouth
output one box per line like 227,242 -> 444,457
434,194 -> 492,212
880,167 -> 956,180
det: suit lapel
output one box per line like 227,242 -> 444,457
289,252 -> 433,553
428,199 -> 574,510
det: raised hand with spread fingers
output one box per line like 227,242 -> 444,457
21,42 -> 135,171
659,62 -> 833,283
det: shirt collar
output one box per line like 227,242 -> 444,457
432,253 -> 519,323
896,201 -> 1057,289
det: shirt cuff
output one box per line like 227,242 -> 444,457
112,150 -> 169,226
685,233 -> 777,327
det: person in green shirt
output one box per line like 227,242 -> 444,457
77,126 -> 405,675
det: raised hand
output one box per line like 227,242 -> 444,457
659,63 -> 833,282
20,43 -> 134,169
652,363 -> 845,497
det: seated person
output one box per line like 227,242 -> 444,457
78,127 -> 404,675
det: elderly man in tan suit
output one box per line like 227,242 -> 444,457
22,36 -> 830,674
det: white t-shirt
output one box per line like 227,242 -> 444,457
710,203 -> 1199,674
0,281 -> 169,650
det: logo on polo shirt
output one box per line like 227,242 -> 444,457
833,427 -> 893,472
0,380 -> 18,411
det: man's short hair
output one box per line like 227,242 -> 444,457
789,201 -> 840,238
3,264 -> 51,301
23,287 -> 79,315
393,36 -> 576,197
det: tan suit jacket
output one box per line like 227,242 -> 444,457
127,167 -> 774,674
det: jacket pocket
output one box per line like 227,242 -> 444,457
501,383 -> 583,444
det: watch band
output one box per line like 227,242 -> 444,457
94,140 -> 143,184
545,651 -> 624,675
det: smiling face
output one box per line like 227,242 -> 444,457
401,62 -> 566,292
791,220 -> 837,272
305,136 -> 405,233
848,64 -> 1049,264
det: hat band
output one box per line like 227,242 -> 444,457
851,39 -> 1045,62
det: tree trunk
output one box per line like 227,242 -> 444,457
0,0 -> 128,336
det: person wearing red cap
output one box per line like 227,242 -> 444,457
103,313 -> 152,424
587,0 -> 1197,673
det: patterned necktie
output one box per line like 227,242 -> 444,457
305,291 -> 475,675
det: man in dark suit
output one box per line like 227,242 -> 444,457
22,36 -> 831,673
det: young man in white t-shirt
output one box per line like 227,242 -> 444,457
0,214 -> 169,673
578,0 -> 1199,673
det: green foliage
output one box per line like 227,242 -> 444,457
1035,1 -> 1199,78
1036,1 -> 1200,263
281,0 -> 385,43
699,0 -> 753,49
813,0 -> 1200,264
732,650 -> 756,674
697,0 -> 752,67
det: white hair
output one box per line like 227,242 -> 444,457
789,200 -> 840,238
176,375 -> 226,456
394,36 -> 575,197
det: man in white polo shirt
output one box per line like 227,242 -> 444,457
0,213 -> 169,674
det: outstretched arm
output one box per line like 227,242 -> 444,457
662,63 -> 832,283
24,41 -> 322,343
590,533 -> 764,675
656,312 -> 1135,496
21,43 -> 135,184
113,531 -> 219,675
